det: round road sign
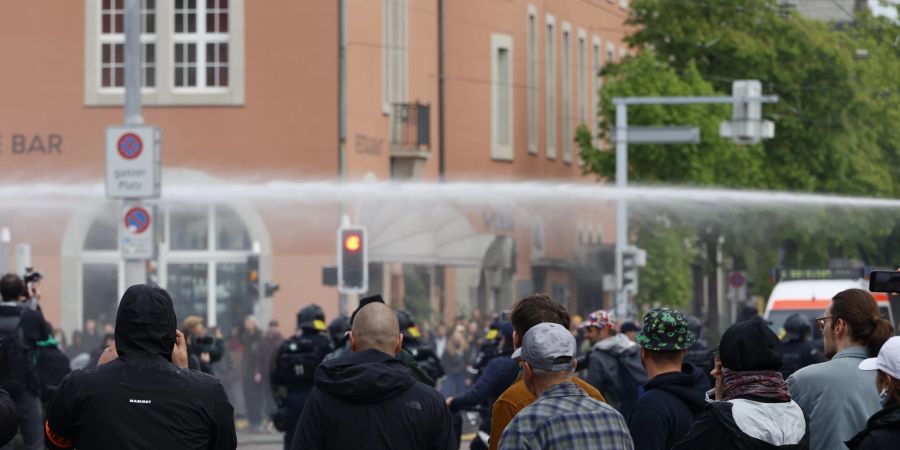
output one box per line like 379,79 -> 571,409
728,271 -> 746,288
124,207 -> 151,234
118,133 -> 143,159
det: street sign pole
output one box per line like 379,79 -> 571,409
614,103 -> 628,319
612,90 -> 779,320
123,0 -> 146,289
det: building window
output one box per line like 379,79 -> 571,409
620,47 -> 628,59
527,6 -> 538,155
383,0 -> 407,113
86,0 -> 244,106
491,34 -> 514,160
607,41 -> 616,65
545,15 -> 556,160
562,23 -> 571,163
578,32 -> 586,126
173,0 -> 230,89
100,0 -> 157,89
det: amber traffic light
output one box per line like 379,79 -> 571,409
338,227 -> 367,293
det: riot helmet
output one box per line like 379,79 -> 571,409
327,314 -> 350,343
687,315 -> 703,341
783,313 -> 812,341
297,304 -> 326,332
396,309 -> 422,344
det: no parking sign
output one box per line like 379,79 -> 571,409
121,205 -> 155,260
106,125 -> 161,199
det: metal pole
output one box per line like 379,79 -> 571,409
0,228 -> 10,275
615,102 -> 628,318
124,0 -> 143,126
123,0 -> 147,288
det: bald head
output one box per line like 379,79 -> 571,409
350,302 -> 402,356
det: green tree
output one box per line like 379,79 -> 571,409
578,0 -> 900,308
632,219 -> 696,310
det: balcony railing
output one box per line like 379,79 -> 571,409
390,102 -> 430,153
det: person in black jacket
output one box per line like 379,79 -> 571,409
846,336 -> 900,449
779,314 -> 825,379
292,301 -> 455,450
674,319 -> 808,450
629,309 -> 710,450
683,315 -> 713,385
0,387 -> 17,447
270,304 -> 332,449
447,321 -> 518,450
44,284 -> 236,450
0,273 -> 48,450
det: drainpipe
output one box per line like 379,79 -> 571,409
339,0 -> 347,180
438,0 -> 446,180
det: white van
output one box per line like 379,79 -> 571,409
764,275 -> 893,336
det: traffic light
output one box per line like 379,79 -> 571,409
621,250 -> 637,290
620,246 -> 647,295
338,226 -> 368,293
247,254 -> 260,299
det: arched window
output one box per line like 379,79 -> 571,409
79,202 -> 257,336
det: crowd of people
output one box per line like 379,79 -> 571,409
0,268 -> 898,449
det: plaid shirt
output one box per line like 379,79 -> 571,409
498,382 -> 633,450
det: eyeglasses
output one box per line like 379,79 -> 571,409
815,316 -> 832,330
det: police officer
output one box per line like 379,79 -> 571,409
683,315 -> 713,382
270,304 -> 332,450
469,316 -> 504,383
780,313 -> 826,379
396,309 -> 444,386
447,320 -> 518,450
327,314 -> 350,348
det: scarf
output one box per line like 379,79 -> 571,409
722,368 -> 791,402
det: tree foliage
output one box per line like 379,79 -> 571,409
578,0 -> 900,307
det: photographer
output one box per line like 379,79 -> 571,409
182,315 -> 225,375
0,273 -> 48,450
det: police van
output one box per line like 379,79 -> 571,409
763,268 -> 894,337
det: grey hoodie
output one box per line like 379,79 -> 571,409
587,333 -> 648,414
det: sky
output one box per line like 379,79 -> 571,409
871,0 -> 899,20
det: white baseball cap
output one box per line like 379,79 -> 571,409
511,322 -> 577,371
859,336 -> 900,379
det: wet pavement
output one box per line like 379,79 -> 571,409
235,430 -> 474,449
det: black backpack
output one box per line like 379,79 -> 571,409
614,348 -> 648,417
271,335 -> 328,385
34,341 -> 71,405
0,305 -> 34,397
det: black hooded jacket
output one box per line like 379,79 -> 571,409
845,401 -> 900,450
628,363 -> 711,450
45,285 -> 236,450
291,348 -> 455,450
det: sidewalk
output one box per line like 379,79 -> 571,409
237,429 -> 283,450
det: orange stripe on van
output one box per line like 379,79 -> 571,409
771,295 -> 890,310
771,300 -> 831,310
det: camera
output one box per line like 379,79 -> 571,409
190,335 -> 215,353
869,271 -> 900,293
23,267 -> 43,285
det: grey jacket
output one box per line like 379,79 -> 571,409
587,334 -> 647,413
786,346 -> 880,450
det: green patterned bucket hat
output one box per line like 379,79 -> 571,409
635,308 -> 696,351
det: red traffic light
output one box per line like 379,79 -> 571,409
344,233 -> 362,252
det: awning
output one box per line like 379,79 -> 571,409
358,202 -> 497,266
